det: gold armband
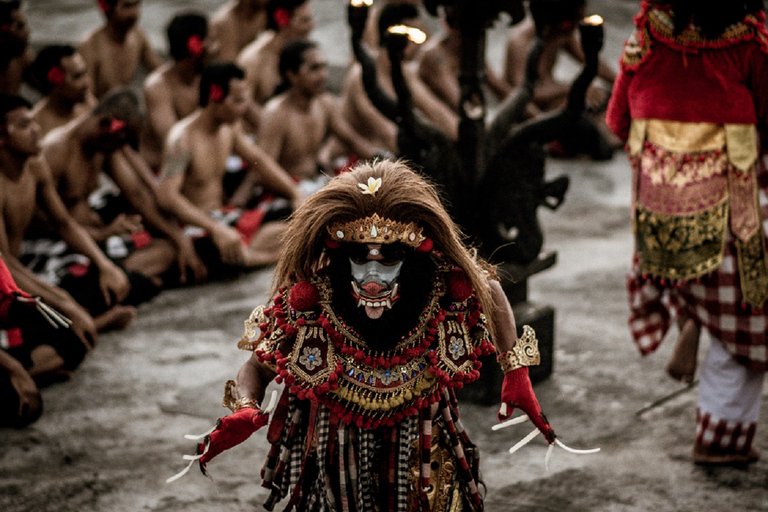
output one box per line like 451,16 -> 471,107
222,379 -> 260,413
496,325 -> 541,374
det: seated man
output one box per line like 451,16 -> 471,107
502,0 -> 617,158
0,0 -> 34,95
236,0 -> 315,106
332,2 -> 458,157
256,40 -> 380,191
417,4 -> 511,112
0,93 -> 131,342
141,12 -> 216,172
157,62 -> 302,270
78,0 -> 162,99
28,45 -> 97,136
210,0 -> 268,61
41,89 -> 205,292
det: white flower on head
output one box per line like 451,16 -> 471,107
359,177 -> 382,196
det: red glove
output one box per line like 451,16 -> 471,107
199,407 -> 269,466
498,366 -> 555,443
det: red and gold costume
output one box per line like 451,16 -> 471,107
180,161 -> 555,510
607,1 -> 768,463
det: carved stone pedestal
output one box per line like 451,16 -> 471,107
457,251 -> 556,405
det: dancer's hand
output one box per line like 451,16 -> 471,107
199,407 -> 269,466
498,366 -> 555,443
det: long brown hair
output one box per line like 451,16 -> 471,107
271,159 -> 497,332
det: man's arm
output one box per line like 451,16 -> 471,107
236,351 -> 278,405
324,95 -> 379,159
418,49 -> 460,111
33,157 -> 130,306
233,124 -> 301,205
347,69 -> 398,152
143,77 -> 179,155
139,30 -> 163,72
406,66 -> 459,141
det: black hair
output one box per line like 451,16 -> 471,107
0,0 -> 21,25
92,88 -> 141,122
272,39 -> 317,97
167,12 -> 208,61
28,45 -> 77,94
528,0 -> 585,31
665,0 -> 766,39
0,93 -> 32,128
199,61 -> 245,107
377,2 -> 419,47
265,0 -> 307,31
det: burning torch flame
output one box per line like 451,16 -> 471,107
350,0 -> 373,6
387,24 -> 427,45
582,15 -> 603,26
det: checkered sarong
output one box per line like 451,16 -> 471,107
695,409 -> 757,453
628,170 -> 768,372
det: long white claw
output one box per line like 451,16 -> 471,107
545,443 -> 554,473
555,439 -> 601,454
499,403 -> 507,417
184,423 -> 218,441
508,428 -> 540,454
492,415 -> 529,431
166,458 -> 196,484
263,390 -> 278,414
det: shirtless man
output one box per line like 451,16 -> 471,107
28,45 -> 97,136
336,2 -> 458,156
0,0 -> 34,95
236,0 -> 316,106
157,62 -> 303,269
210,0 -> 268,61
78,0 -> 163,99
42,89 -> 206,288
361,0 -> 429,53
141,13 -> 217,171
0,93 -> 132,348
417,5 -> 511,112
256,40 -> 379,190
502,0 -> 617,159
503,0 -> 615,114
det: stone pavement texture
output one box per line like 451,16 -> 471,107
2,1 -> 768,511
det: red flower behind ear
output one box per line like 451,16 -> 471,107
187,34 -> 204,57
47,66 -> 65,86
209,84 -> 224,103
273,8 -> 292,29
97,0 -> 112,14
109,118 -> 127,134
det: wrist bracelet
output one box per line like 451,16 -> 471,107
496,325 -> 541,374
222,379 -> 261,413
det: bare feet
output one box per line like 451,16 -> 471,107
94,305 -> 137,332
28,345 -> 73,386
666,317 -> 700,384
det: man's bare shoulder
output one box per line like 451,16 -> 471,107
211,1 -> 236,27
40,125 -> 73,168
144,63 -> 173,94
79,26 -> 105,50
237,32 -> 273,66
23,154 -> 57,186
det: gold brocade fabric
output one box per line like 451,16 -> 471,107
630,119 -> 768,307
407,426 -> 464,512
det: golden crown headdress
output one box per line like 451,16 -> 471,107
327,213 -> 426,248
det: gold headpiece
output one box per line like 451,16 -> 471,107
327,213 -> 426,247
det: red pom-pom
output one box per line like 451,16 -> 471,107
416,238 -> 434,253
446,269 -> 473,301
289,281 -> 320,311
325,237 -> 340,249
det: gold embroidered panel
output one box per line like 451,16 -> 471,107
636,202 -> 728,281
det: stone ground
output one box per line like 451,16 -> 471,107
2,1 -> 768,511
